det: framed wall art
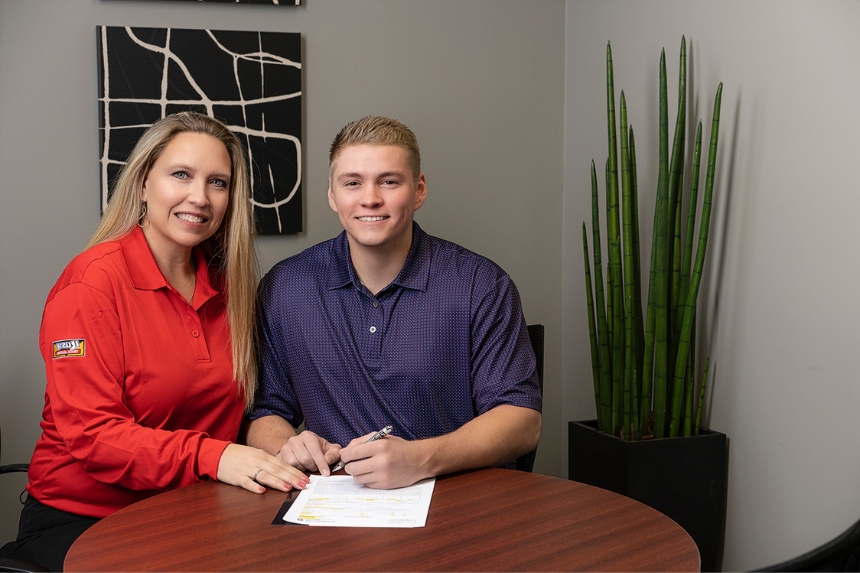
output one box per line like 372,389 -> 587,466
97,25 -> 303,234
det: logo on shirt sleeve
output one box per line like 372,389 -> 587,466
52,339 -> 86,359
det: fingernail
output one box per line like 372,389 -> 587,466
285,484 -> 292,490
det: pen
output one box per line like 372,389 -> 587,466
331,425 -> 393,472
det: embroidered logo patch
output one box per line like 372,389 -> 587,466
52,339 -> 86,359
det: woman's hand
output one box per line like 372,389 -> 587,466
217,443 -> 309,494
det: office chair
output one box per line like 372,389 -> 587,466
0,429 -> 48,573
753,517 -> 860,572
514,324 -> 544,472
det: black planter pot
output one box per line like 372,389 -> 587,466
568,420 -> 728,572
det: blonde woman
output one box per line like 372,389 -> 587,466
0,112 -> 308,571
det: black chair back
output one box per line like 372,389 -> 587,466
753,517 -> 860,572
1,428 -> 47,573
514,324 -> 544,472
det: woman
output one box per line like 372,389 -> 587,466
0,112 -> 308,571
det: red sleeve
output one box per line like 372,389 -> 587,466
40,281 -> 229,490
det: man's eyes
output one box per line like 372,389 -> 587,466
341,179 -> 400,187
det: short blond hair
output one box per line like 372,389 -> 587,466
88,111 -> 260,409
329,116 -> 421,182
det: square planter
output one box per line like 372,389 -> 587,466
569,420 -> 728,572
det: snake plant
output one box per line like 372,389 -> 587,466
582,37 -> 722,440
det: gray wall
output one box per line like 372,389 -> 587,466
564,0 -> 860,570
0,0 -> 564,543
5,0 -> 857,570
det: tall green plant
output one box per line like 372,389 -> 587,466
582,37 -> 723,440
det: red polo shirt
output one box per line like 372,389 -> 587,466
27,227 -> 244,518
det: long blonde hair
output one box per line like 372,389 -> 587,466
89,111 -> 260,409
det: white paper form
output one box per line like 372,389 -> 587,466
283,475 -> 436,527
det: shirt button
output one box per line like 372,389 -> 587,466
192,330 -> 200,338
372,300 -> 379,308
369,326 -> 377,333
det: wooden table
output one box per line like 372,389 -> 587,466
65,468 -> 699,572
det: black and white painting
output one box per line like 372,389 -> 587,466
97,26 -> 302,234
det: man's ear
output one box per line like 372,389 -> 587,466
413,173 -> 428,210
327,186 -> 338,213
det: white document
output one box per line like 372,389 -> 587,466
283,475 -> 436,527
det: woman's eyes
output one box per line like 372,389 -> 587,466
171,171 -> 228,189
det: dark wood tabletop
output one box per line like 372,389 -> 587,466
65,467 -> 699,572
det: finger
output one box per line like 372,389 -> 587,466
284,434 -> 329,472
325,443 -> 343,464
252,469 -> 296,493
264,458 -> 310,490
328,448 -> 346,473
345,462 -> 382,488
276,445 -> 311,472
293,443 -> 325,473
342,455 -> 373,478
239,473 -> 266,495
280,437 -> 326,472
273,466 -> 310,491
343,436 -> 386,463
297,437 -> 337,476
310,445 -> 333,476
347,432 -> 378,448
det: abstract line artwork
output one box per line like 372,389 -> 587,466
97,26 -> 302,234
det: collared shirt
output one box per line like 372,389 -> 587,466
27,227 -> 242,519
250,223 -> 541,452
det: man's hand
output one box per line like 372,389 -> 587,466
277,430 -> 342,475
341,405 -> 541,489
339,432 -> 432,489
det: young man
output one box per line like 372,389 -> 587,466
245,116 -> 541,489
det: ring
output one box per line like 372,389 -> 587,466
252,469 -> 263,483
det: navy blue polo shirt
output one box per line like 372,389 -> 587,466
249,223 -> 541,451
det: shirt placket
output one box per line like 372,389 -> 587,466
172,294 -> 211,362
360,294 -> 385,366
